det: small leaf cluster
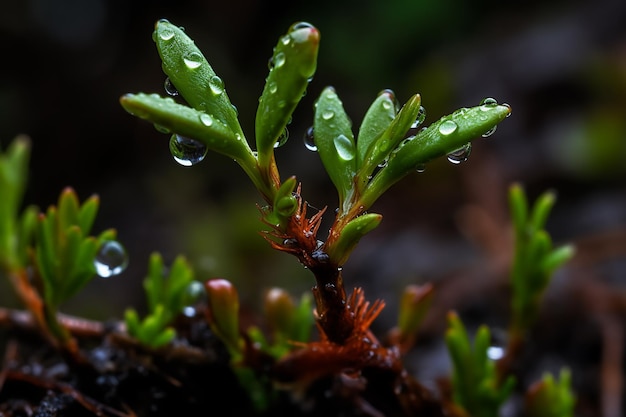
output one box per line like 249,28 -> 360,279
0,136 -> 37,272
525,369 -> 576,417
508,183 -> 575,333
35,188 -> 116,310
445,311 -> 516,417
125,252 -> 200,348
120,20 -> 511,269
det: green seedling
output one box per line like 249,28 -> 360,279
445,311 -> 516,417
525,369 -> 576,417
125,252 -> 200,348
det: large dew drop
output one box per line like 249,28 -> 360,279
169,134 -> 208,166
94,240 -> 128,278
273,52 -> 286,68
209,76 -> 224,95
303,126 -> 317,151
481,125 -> 497,138
334,134 -> 355,161
439,120 -> 458,136
164,77 -> 178,96
480,97 -> 498,111
446,143 -> 472,164
322,110 -> 334,120
274,128 -> 289,148
183,51 -> 203,69
158,27 -> 175,41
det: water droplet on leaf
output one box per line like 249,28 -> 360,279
183,52 -> 203,69
153,124 -> 170,134
274,128 -> 289,148
94,241 -> 128,278
487,345 -> 505,361
334,134 -> 355,161
268,81 -> 278,94
446,143 -> 472,164
480,97 -> 498,111
199,113 -> 213,127
209,76 -> 224,95
416,163 -> 426,173
158,28 -> 175,41
322,110 -> 334,120
169,134 -> 208,166
481,125 -> 497,138
289,22 -> 314,32
439,120 -> 458,136
303,126 -> 317,151
274,52 -> 286,68
164,77 -> 178,96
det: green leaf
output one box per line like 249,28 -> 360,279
256,22 -> 319,164
357,94 -> 422,188
314,87 -> 357,208
120,93 -> 253,163
363,102 -> 511,208
77,195 -> 99,234
356,89 -> 398,164
153,19 -> 241,135
325,212 -> 382,265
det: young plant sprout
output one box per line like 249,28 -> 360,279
0,18 -> 578,417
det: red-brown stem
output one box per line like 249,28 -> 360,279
310,264 -> 354,344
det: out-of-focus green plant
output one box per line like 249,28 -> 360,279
508,184 -> 575,335
445,184 -> 575,416
124,252 -> 200,348
445,311 -> 516,417
525,369 -> 576,417
0,137 -> 126,355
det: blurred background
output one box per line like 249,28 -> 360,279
1,0 -> 625,414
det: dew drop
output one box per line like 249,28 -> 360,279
377,88 -> 395,98
183,52 -> 203,69
479,97 -> 498,111
209,75 -> 224,95
446,142 -> 472,164
416,163 -> 426,173
274,128 -> 289,148
199,113 -> 213,127
268,81 -> 278,94
415,106 -> 426,126
487,345 -> 505,361
289,22 -> 314,32
334,134 -> 355,161
164,77 -> 178,96
377,158 -> 388,168
158,27 -> 175,41
169,134 -> 208,166
94,241 -> 128,278
322,110 -> 334,120
280,35 -> 291,46
481,125 -> 497,138
303,126 -> 317,151
439,120 -> 458,136
382,101 -> 392,110
274,52 -> 286,68
153,124 -> 170,134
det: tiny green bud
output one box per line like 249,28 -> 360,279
326,212 -> 382,265
204,278 -> 243,356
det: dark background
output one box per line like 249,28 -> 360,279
1,0 -> 625,410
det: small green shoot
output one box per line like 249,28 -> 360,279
124,252 -> 200,348
445,311 -> 516,417
525,369 -> 575,417
508,183 -> 575,335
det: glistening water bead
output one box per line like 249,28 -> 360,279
446,143 -> 472,164
303,126 -> 317,151
94,240 -> 128,278
169,134 -> 208,166
164,77 -> 178,96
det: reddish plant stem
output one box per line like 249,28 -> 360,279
310,264 -> 354,344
